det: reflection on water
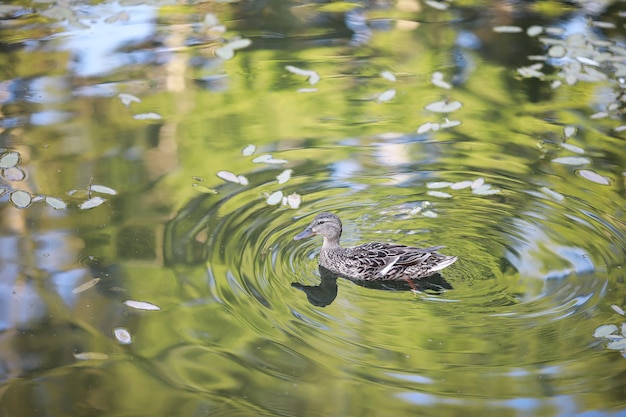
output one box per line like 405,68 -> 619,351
1,0 -> 626,416
292,266 -> 453,307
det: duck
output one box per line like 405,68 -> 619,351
293,212 -> 457,282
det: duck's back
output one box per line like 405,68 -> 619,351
320,241 -> 457,281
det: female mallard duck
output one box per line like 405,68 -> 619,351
294,212 -> 457,281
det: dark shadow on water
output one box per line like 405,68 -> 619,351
292,266 -> 453,307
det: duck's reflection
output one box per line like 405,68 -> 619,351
292,266 -> 453,307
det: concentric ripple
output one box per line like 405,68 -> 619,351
161,134 -> 625,414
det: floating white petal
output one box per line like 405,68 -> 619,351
493,25 -> 523,33
285,193 -> 301,209
577,169 -> 610,185
113,328 -> 133,345
593,324 -> 618,338
79,197 -> 105,210
89,184 -> 118,195
74,352 -> 109,360
425,0 -> 449,9
576,56 -> 600,66
471,178 -> 485,189
527,25 -> 543,36
450,180 -> 473,190
237,175 -> 249,186
427,181 -> 453,189
540,187 -> 564,201
561,143 -> 584,154
217,170 -> 240,183
118,93 -> 141,108
124,300 -> 161,311
242,144 -> 256,156
563,126 -> 576,138
45,196 -> 67,210
427,190 -> 452,198
431,72 -> 452,89
266,191 -> 283,205
276,169 -> 293,184
552,156 -> 590,165
381,71 -> 397,82
611,304 -> 625,316
425,100 -> 462,113
252,154 -> 273,163
285,65 -> 321,85
228,38 -> 252,50
133,113 -> 162,120
377,89 -> 396,103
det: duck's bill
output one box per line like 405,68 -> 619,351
294,228 -> 315,241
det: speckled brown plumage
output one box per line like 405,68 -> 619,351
294,212 -> 457,281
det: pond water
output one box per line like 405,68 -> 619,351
1,0 -> 625,416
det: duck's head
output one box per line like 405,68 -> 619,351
294,212 -> 342,243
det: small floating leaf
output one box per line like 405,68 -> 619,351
417,122 -> 439,134
0,151 -> 19,168
192,183 -> 218,194
44,197 -> 67,210
228,38 -> 252,50
472,185 -> 501,195
381,71 -> 396,82
611,305 -> 625,316
577,170 -> 610,185
79,197 -> 105,210
576,56 -> 600,66
74,352 -> 109,360
427,181 -> 453,189
471,178 -> 484,189
527,25 -> 543,36
285,65 -> 320,85
440,119 -> 461,129
540,187 -> 564,201
450,180 -> 473,190
252,154 -> 272,163
427,190 -> 452,198
548,45 -> 566,58
425,99 -> 462,113
276,169 -> 293,184
113,327 -> 132,345
266,191 -> 283,205
552,156 -> 590,165
377,89 -> 396,103
133,113 -> 162,120
425,0 -> 449,10
431,72 -> 452,89
72,278 -> 100,294
563,126 -> 576,138
422,210 -> 438,218
284,193 -> 301,209
10,190 -> 31,208
217,170 -> 240,183
89,184 -> 117,195
593,324 -> 618,338
124,300 -> 161,311
493,25 -> 523,33
607,338 -> 626,350
242,144 -> 256,156
561,143 -> 585,154
118,93 -> 141,107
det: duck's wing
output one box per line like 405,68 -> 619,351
350,242 -> 450,278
